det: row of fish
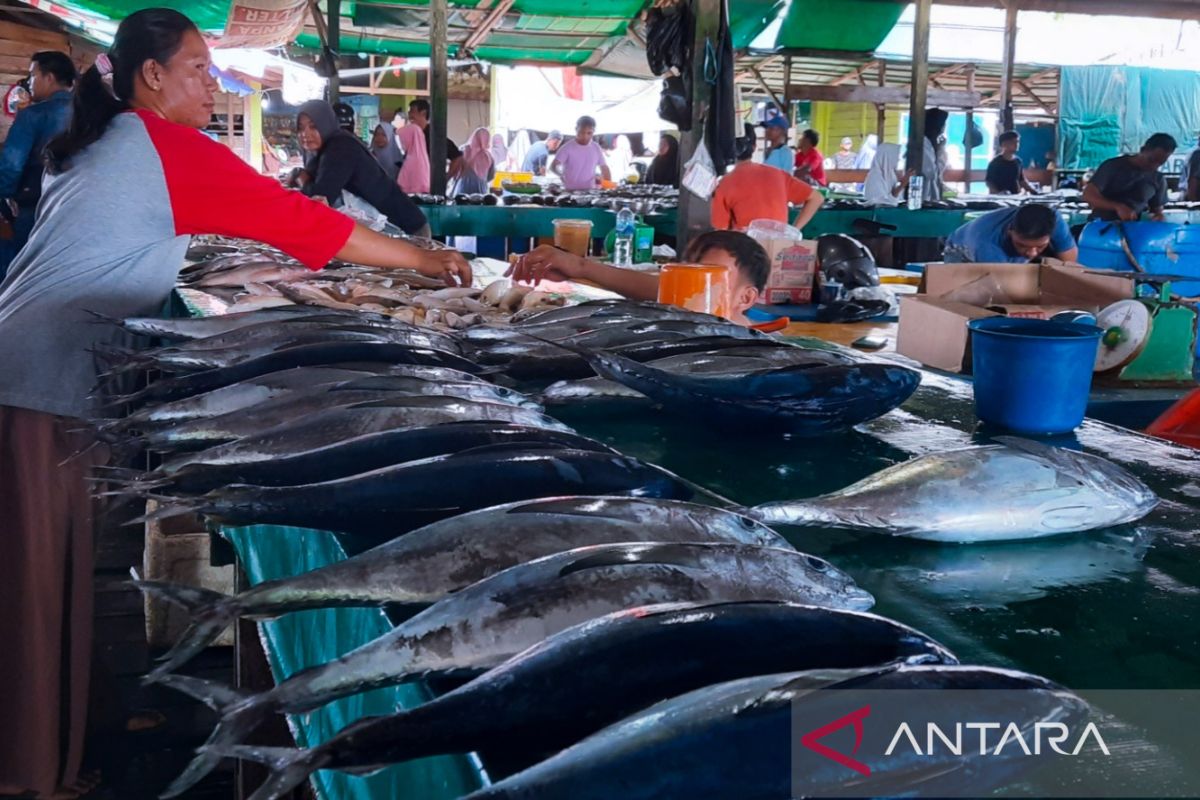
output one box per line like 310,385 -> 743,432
180,239 -> 565,326
97,293 -> 1160,798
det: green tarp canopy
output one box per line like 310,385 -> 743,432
48,0 -> 905,65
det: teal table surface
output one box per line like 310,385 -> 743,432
223,526 -> 487,800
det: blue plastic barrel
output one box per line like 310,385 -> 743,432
968,317 -> 1102,435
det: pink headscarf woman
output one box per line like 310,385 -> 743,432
463,127 -> 494,180
396,122 -> 431,194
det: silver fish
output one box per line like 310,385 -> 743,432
750,437 -> 1159,542
136,497 -> 790,677
158,542 -> 872,796
542,347 -> 854,404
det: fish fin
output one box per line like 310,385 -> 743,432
124,495 -> 207,525
556,542 -> 714,577
154,673 -> 254,711
203,745 -> 329,800
134,580 -> 241,677
160,703 -> 268,798
81,309 -> 122,326
991,437 -> 1103,486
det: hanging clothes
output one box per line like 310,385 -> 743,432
705,0 -> 737,171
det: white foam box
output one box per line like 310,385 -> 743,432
143,501 -> 235,648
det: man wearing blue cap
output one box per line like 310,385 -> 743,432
761,115 -> 794,174
522,130 -> 563,176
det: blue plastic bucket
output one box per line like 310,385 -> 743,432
968,317 -> 1102,435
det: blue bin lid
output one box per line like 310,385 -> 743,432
968,317 -> 1101,340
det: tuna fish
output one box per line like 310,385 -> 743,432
541,347 -> 855,404
140,445 -> 702,534
145,419 -> 592,493
135,394 -> 556,452
750,437 -> 1159,542
545,340 -> 921,435
158,542 -> 874,796
107,341 -> 482,404
215,602 -> 955,800
136,498 -> 790,677
461,664 -> 1089,800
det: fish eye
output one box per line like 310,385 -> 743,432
805,555 -> 829,573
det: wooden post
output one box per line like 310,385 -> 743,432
964,65 -> 976,192
876,60 -> 887,142
430,0 -> 449,196
677,0 -> 723,251
327,0 -> 340,101
999,1 -> 1018,134
906,0 -> 932,177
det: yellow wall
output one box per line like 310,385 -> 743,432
808,101 -> 905,149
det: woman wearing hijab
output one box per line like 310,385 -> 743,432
908,108 -> 949,203
370,121 -> 404,183
644,133 -> 680,187
490,132 -> 509,173
396,122 -> 430,195
292,100 -> 428,235
454,126 -> 494,195
863,143 -> 912,206
607,134 -> 635,182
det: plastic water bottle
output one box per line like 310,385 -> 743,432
907,175 -> 924,211
614,207 -> 635,267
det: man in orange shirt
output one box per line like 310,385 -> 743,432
712,125 -> 824,231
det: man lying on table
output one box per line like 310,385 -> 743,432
506,230 -> 769,327
943,204 -> 1078,264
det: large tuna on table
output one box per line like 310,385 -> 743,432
750,437 -> 1158,542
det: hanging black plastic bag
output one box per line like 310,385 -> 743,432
658,75 -> 691,130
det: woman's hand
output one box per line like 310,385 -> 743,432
417,248 -> 474,286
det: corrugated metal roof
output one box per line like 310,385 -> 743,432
738,54 -> 1062,118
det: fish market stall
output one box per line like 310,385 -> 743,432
96,239 -> 1200,799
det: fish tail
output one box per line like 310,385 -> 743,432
205,745 -> 330,800
744,500 -> 837,527
81,308 -> 122,326
124,495 -> 208,526
158,680 -> 269,798
134,580 -> 241,678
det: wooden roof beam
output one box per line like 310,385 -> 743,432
831,59 -> 880,86
461,0 -> 516,53
786,83 -> 981,108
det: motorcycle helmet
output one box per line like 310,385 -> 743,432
334,102 -> 355,133
817,234 -> 879,289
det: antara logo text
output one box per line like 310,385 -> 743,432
802,706 -> 1110,777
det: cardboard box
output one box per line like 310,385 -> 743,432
761,239 -> 818,305
897,262 -> 1133,373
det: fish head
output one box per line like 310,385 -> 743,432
780,550 -> 875,611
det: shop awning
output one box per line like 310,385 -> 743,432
36,0 -> 906,69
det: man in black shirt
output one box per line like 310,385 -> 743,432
408,98 -> 463,181
986,131 -> 1036,194
1083,133 -> 1175,221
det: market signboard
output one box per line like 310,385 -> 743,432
216,0 -> 309,49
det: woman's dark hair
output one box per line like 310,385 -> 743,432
924,108 -> 949,144
46,8 -> 197,174
31,51 -> 77,86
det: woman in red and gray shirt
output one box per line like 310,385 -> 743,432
0,9 -> 471,796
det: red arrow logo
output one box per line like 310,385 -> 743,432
800,705 -> 872,776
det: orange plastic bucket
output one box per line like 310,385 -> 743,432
657,262 -> 732,317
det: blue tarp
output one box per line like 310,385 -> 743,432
224,525 -> 487,800
1059,65 -> 1200,171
